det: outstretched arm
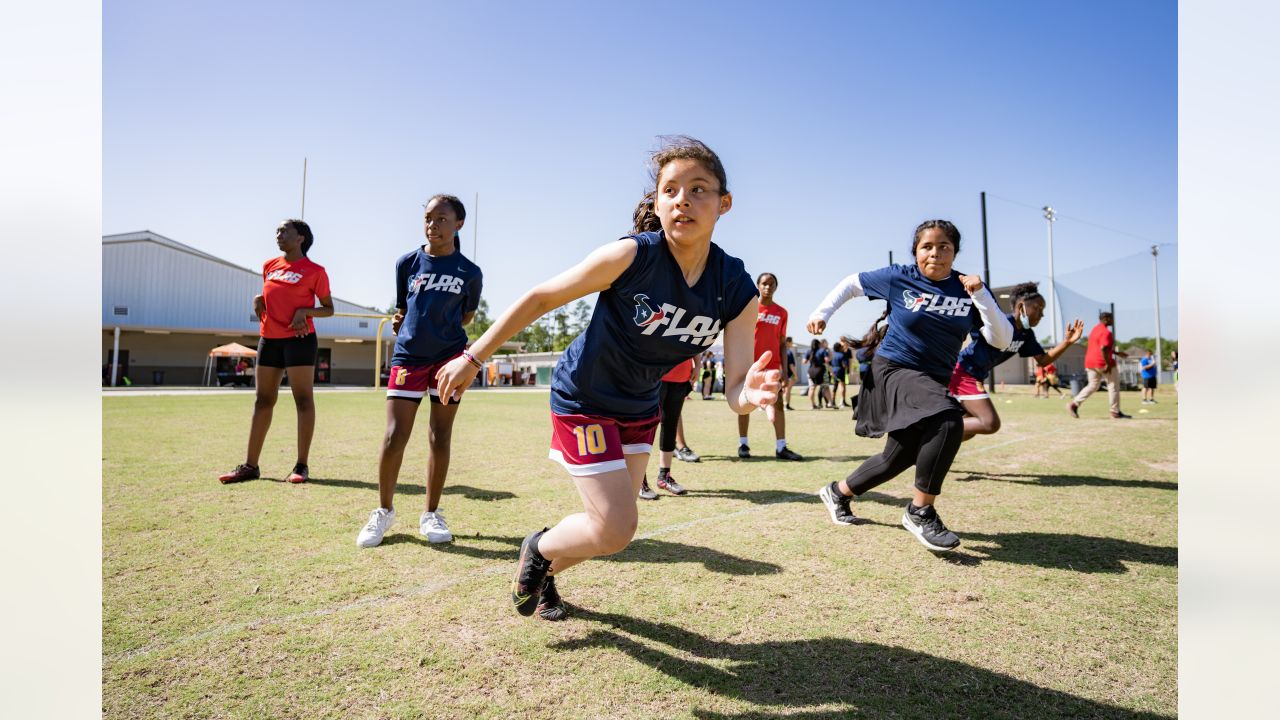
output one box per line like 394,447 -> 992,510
807,272 -> 865,334
434,239 -> 638,402
723,298 -> 780,418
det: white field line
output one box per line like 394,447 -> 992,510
107,492 -> 813,664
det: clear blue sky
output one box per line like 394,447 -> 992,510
104,0 -> 1177,342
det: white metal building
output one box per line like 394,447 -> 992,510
102,231 -> 391,385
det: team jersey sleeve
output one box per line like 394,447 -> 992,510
723,262 -> 759,322
857,266 -> 896,301
612,233 -> 655,291
395,255 -> 410,310
262,259 -> 271,282
970,286 -> 1013,350
809,271 -> 869,324
312,265 -> 331,301
464,269 -> 482,314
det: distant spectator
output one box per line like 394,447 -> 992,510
1068,310 -> 1130,419
1140,350 -> 1158,404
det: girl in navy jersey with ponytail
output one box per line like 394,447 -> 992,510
435,137 -> 778,621
809,220 -> 1013,552
355,195 -> 483,548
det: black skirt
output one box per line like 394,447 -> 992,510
854,354 -> 962,438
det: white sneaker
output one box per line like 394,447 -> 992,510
356,508 -> 395,548
420,510 -> 453,543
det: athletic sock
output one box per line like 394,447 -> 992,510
739,437 -> 749,446
829,480 -> 849,499
775,439 -> 787,452
658,467 -> 670,478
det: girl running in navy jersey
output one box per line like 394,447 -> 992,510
356,195 -> 483,548
949,282 -> 1084,440
219,220 -> 334,485
435,137 -> 779,620
809,220 -> 1012,551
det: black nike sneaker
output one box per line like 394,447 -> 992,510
537,574 -> 568,621
901,503 -> 961,551
817,482 -> 857,525
512,528 -> 552,616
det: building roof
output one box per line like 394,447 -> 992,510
103,231 -> 386,338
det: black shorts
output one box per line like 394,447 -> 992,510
808,367 -> 826,385
257,334 -> 318,368
1143,376 -> 1157,389
833,368 -> 848,383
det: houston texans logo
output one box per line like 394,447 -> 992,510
902,290 -> 928,311
632,294 -> 666,327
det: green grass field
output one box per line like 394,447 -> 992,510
103,386 -> 1176,719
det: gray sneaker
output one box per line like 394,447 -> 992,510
674,446 -> 701,463
638,477 -> 658,500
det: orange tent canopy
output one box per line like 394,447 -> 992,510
208,342 -> 258,357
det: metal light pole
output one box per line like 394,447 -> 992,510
1152,245 -> 1162,374
1043,206 -> 1059,343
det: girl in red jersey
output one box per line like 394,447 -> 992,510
736,272 -> 802,460
219,220 -> 334,484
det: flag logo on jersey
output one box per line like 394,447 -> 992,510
902,289 -> 973,317
632,294 -> 666,327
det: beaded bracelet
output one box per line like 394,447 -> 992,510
461,349 -> 484,370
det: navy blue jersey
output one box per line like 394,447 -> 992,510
551,232 -> 757,419
957,316 -> 1045,381
832,349 -> 849,373
392,247 -> 483,365
855,346 -> 873,373
858,264 -> 984,378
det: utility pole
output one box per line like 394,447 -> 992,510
888,250 -> 894,266
980,191 -> 991,288
1042,206 -> 1059,343
1152,245 -> 1162,373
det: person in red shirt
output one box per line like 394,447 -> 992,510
219,219 -> 334,484
1069,310 -> 1130,419
640,356 -> 701,499
737,272 -> 802,460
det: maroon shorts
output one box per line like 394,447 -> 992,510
548,412 -> 660,477
386,353 -> 464,404
947,362 -> 989,401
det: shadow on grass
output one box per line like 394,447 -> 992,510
406,534 -> 780,575
553,608 -> 1171,719
695,454 -> 867,464
951,470 -> 1177,492
686,489 -> 816,505
296,478 -> 516,501
960,531 -> 1177,573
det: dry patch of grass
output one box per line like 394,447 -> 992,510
104,388 -> 1176,718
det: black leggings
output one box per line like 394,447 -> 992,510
846,411 -> 963,496
658,381 -> 689,453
